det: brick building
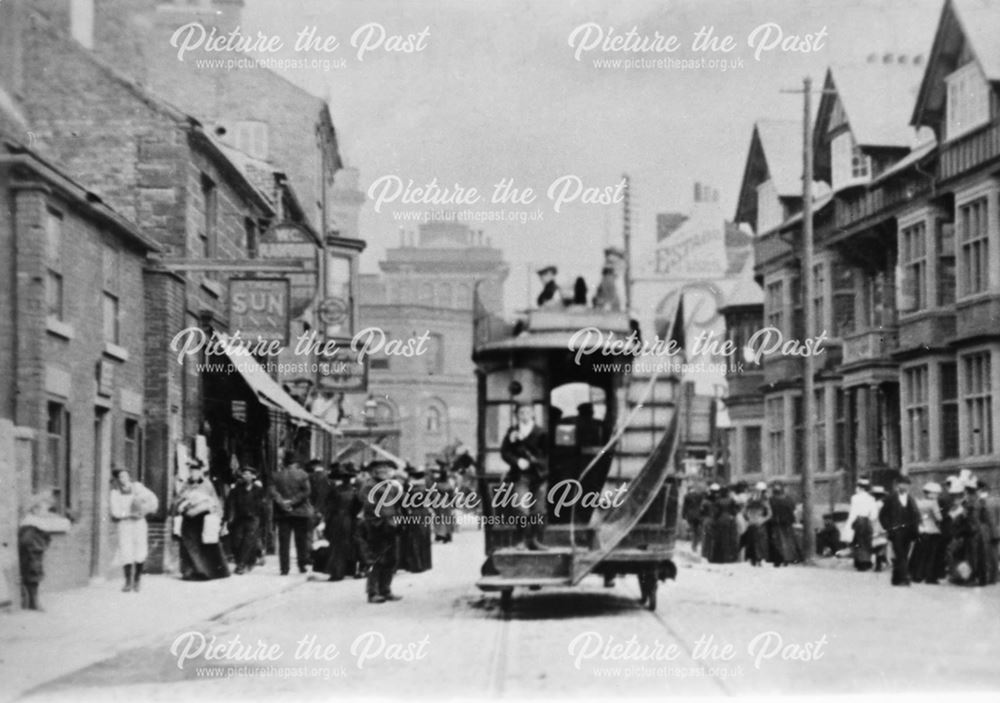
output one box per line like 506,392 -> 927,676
53,0 -> 346,238
357,222 -> 509,464
0,136 -> 159,596
2,3 -> 334,574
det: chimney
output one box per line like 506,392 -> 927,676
694,182 -> 702,202
70,0 -> 94,50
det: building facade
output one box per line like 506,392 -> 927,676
730,0 -> 1000,501
0,140 -> 159,594
357,222 -> 509,464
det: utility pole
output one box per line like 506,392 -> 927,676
799,76 -> 817,562
779,76 -> 825,562
622,173 -> 632,311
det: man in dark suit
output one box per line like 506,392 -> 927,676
225,466 -> 266,574
269,453 -> 314,575
879,475 -> 921,586
500,402 -> 549,550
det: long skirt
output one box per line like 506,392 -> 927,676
701,516 -> 715,560
324,518 -> 357,581
114,518 -> 148,565
851,517 -> 874,571
742,524 -> 769,564
179,514 -> 230,580
769,524 -> 798,565
709,514 -> 740,563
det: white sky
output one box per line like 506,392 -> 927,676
244,0 -> 941,311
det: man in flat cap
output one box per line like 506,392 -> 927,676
879,475 -> 921,586
225,466 -> 266,574
359,460 -> 403,602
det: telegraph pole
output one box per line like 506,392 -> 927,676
622,173 -> 632,311
801,76 -> 816,563
779,76 -> 822,562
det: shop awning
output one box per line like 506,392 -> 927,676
219,336 -> 340,435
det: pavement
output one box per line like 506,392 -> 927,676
0,564 -> 310,702
3,531 -> 1000,701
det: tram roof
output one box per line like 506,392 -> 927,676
474,307 -> 633,358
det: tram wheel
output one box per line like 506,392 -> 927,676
500,589 -> 513,612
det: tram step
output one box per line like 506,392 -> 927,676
619,429 -> 669,455
493,547 -> 574,579
606,455 -> 647,481
623,405 -> 676,429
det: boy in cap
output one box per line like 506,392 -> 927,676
226,466 -> 266,574
359,460 -> 403,602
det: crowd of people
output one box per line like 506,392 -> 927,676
168,451 -> 472,603
682,480 -> 800,568
174,455 -> 467,603
682,471 -> 1000,588
17,449 -> 473,610
844,471 -> 999,587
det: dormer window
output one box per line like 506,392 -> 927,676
946,62 -> 989,141
831,132 -> 870,190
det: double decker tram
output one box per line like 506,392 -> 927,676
473,305 -> 684,612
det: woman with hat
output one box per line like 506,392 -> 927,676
172,460 -> 229,580
109,467 -> 158,591
742,482 -> 772,566
324,463 -> 363,581
847,478 -> 878,571
768,481 -> 799,567
909,482 -> 943,584
707,485 -> 740,564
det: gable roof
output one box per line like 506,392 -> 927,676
734,119 -> 801,227
827,60 -> 927,148
755,120 -> 803,196
912,0 -> 1000,128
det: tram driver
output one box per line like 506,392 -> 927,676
501,402 -> 549,551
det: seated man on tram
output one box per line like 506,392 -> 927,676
500,402 -> 549,550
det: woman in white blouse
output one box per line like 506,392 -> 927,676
110,468 -> 157,592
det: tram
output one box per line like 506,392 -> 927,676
473,303 -> 684,612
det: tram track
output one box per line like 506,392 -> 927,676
485,601 -> 513,696
641,585 -> 734,697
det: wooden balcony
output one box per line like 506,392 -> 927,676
939,121 -> 1000,182
841,328 -> 898,367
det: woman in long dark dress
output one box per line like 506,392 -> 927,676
173,462 -> 230,580
700,485 -> 718,560
742,483 -> 771,566
405,470 -> 433,572
709,487 -> 740,563
324,468 -> 363,581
